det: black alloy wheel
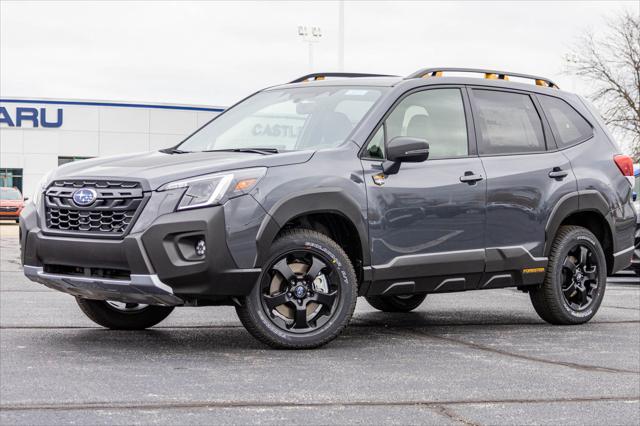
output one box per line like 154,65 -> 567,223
560,244 -> 600,311
236,229 -> 357,349
261,250 -> 340,333
529,225 -> 607,325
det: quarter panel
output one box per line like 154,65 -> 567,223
562,136 -> 636,254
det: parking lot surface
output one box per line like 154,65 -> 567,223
0,222 -> 638,425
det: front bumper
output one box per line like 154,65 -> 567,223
20,194 -> 265,303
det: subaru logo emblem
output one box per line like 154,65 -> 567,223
294,285 -> 306,299
72,188 -> 97,207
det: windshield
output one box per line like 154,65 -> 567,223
178,86 -> 386,152
0,188 -> 22,200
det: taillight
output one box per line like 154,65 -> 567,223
613,154 -> 634,185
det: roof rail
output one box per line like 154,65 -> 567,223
406,67 -> 559,89
289,72 -> 397,84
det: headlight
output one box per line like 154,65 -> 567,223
159,167 -> 267,211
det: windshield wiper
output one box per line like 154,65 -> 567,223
203,148 -> 279,155
161,147 -> 191,154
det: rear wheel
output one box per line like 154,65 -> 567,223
365,294 -> 427,312
75,298 -> 174,330
236,229 -> 357,349
529,226 -> 606,325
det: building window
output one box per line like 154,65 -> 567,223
58,156 -> 93,166
0,168 -> 23,193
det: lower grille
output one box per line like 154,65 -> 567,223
44,264 -> 131,280
44,180 -> 145,236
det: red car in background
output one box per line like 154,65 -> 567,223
0,187 -> 26,223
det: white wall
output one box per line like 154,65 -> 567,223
0,99 -> 222,196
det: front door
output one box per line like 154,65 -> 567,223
362,87 -> 487,295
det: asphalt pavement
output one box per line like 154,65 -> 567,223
0,222 -> 638,425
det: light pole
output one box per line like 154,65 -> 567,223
338,0 -> 344,71
297,25 -> 322,72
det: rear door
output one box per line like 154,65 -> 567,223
362,86 -> 487,295
468,87 -> 577,288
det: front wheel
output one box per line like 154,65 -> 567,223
75,298 -> 175,330
529,226 -> 607,325
236,229 -> 357,349
366,294 -> 427,312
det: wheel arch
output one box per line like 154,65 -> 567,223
545,191 -> 615,274
255,188 -> 370,283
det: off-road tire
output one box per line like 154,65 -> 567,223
76,297 -> 174,330
236,229 -> 357,349
365,294 -> 427,312
529,225 -> 606,325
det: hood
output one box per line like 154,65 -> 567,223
49,150 -> 315,190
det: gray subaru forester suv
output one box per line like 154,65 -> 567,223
20,68 -> 636,348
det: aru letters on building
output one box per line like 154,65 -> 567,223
0,106 -> 63,128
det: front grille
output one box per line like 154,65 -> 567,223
0,206 -> 19,212
45,180 -> 145,236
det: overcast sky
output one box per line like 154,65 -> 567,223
1,0 -> 637,107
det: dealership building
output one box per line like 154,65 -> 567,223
0,98 -> 223,197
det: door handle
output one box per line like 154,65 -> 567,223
459,172 -> 484,184
548,167 -> 569,179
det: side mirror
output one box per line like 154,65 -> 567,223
382,137 -> 429,175
23,197 -> 29,201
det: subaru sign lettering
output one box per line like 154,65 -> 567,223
72,189 -> 97,207
0,106 -> 63,128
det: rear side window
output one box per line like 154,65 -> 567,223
538,95 -> 593,148
473,90 -> 546,155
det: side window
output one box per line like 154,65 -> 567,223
473,90 -> 546,155
365,126 -> 385,159
386,89 -> 468,159
538,95 -> 593,148
364,88 -> 469,160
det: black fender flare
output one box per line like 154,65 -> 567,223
544,190 -> 614,256
254,188 -> 370,268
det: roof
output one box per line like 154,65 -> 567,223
275,68 -> 564,93
269,76 -> 403,90
270,76 -> 568,98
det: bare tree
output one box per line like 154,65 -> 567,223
566,9 -> 640,159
